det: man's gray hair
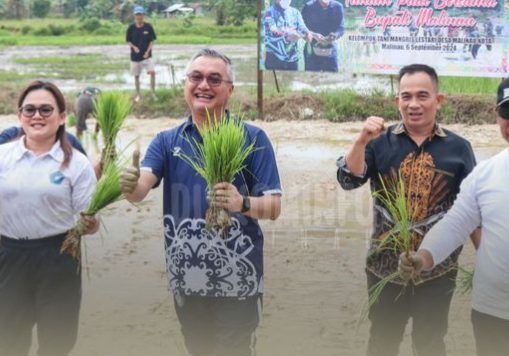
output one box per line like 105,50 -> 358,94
185,48 -> 235,83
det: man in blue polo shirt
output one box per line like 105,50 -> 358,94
120,48 -> 282,356
263,0 -> 313,71
301,0 -> 344,72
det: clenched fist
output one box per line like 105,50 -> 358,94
357,116 -> 385,146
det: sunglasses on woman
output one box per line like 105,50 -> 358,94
18,104 -> 55,118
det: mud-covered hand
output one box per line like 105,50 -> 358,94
80,213 -> 99,235
399,251 -> 424,282
210,183 -> 243,213
120,149 -> 140,194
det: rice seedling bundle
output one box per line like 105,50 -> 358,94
457,266 -> 474,295
61,161 -> 124,260
177,113 -> 257,232
94,91 -> 131,168
365,172 -> 418,312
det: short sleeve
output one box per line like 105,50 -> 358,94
71,159 -> 97,213
0,127 -> 22,145
141,133 -> 165,186
247,130 -> 282,197
126,25 -> 132,42
150,24 -> 157,40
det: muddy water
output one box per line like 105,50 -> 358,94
0,115 -> 505,356
1,44 -> 390,93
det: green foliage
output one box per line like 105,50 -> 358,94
362,172 -> 417,317
210,0 -> 256,26
67,112 -> 77,127
177,112 -> 258,230
84,161 -> 124,214
440,76 -> 500,95
80,17 -> 101,32
31,0 -> 51,18
94,91 -> 131,167
372,172 -> 416,254
0,17 -> 256,46
61,159 -> 125,259
20,25 -> 32,34
179,114 -> 257,189
183,13 -> 195,28
323,90 -> 400,122
457,266 -> 474,295
132,87 -> 188,118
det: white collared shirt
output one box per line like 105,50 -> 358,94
0,137 -> 96,239
420,148 -> 509,320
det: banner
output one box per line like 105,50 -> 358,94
260,0 -> 508,76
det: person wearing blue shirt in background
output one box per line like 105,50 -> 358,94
302,0 -> 344,72
120,48 -> 282,356
0,126 -> 86,156
263,0 -> 312,71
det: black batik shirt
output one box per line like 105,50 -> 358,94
337,122 -> 476,285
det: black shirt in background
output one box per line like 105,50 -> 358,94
126,22 -> 157,62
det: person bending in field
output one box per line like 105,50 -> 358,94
120,48 -> 282,356
75,86 -> 101,140
336,64 -> 479,356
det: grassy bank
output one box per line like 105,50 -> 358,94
0,55 -> 498,124
0,17 -> 256,47
0,84 -> 496,126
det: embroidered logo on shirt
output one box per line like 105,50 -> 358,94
173,147 -> 182,157
50,171 -> 65,185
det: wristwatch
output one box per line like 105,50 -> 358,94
241,196 -> 251,213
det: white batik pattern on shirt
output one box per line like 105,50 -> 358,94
164,214 -> 260,297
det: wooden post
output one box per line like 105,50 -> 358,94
273,70 -> 281,93
257,0 -> 264,120
170,64 -> 176,88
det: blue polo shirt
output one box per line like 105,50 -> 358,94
141,116 -> 282,297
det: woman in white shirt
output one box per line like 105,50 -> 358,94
0,81 -> 98,356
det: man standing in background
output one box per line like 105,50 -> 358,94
301,0 -> 344,72
126,5 -> 157,102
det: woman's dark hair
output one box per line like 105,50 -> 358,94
17,80 -> 72,168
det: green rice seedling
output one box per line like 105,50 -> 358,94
457,266 -> 474,295
364,172 -> 418,313
61,160 -> 124,260
67,112 -> 76,127
94,91 -> 131,168
177,112 -> 258,232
